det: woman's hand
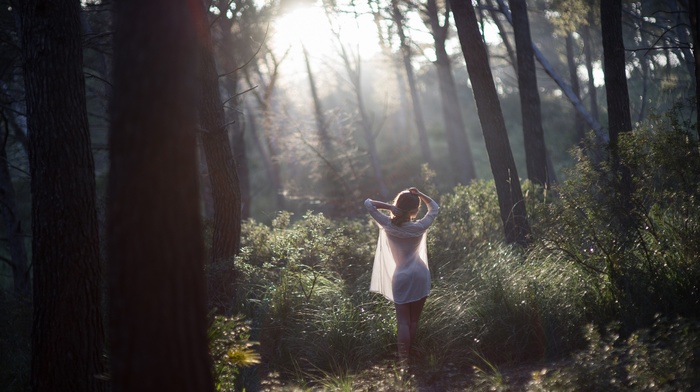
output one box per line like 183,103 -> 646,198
408,187 -> 434,205
389,205 -> 403,216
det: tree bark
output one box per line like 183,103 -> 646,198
450,0 -> 530,246
392,0 -> 433,165
600,0 -> 634,225
495,0 -> 605,141
17,0 -> 106,390
425,0 -> 476,184
509,0 -> 549,187
107,1 -> 214,391
688,0 -> 700,139
199,2 -> 242,263
601,0 -> 632,143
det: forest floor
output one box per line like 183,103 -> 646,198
258,358 -> 557,391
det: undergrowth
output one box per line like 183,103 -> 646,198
216,107 -> 700,389
1,108 -> 698,390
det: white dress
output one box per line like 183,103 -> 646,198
364,198 -> 439,304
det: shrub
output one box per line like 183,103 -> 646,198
531,110 -> 700,331
230,211 -> 393,383
527,316 -> 700,391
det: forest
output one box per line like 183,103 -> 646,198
1,0 -> 699,390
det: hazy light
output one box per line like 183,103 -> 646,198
270,1 -> 381,76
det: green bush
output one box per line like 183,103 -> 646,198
530,110 -> 700,331
212,112 -> 700,388
527,317 -> 700,391
230,211 -> 394,383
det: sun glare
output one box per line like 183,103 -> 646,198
270,3 -> 380,73
272,6 -> 331,56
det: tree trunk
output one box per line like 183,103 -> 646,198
392,0 -> 433,165
215,3 -> 251,219
582,14 -> 600,123
335,30 -> 389,198
199,3 -> 242,263
449,0 -> 530,246
566,32 -> 586,144
496,0 -> 605,142
669,0 -> 696,91
17,0 -> 106,390
303,45 -> 332,155
246,52 -> 286,211
302,45 -> 346,214
107,1 -> 214,391
485,0 -> 517,68
509,0 -> 549,187
426,0 -> 476,184
689,0 -> 700,138
601,0 -> 632,143
601,0 -> 634,226
261,106 -> 285,210
0,114 -> 30,296
637,55 -> 649,123
230,113 -> 251,218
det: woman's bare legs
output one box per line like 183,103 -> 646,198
394,297 -> 427,362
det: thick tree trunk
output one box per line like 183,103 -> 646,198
426,0 -> 476,184
601,0 -> 632,143
689,0 -> 700,138
450,0 -> 530,246
601,0 -> 634,227
392,0 -> 433,165
510,0 -> 549,187
107,1 -> 214,391
199,4 -> 242,263
17,0 -> 106,390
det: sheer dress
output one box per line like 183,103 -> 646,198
364,198 -> 439,304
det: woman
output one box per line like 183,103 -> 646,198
364,187 -> 439,362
